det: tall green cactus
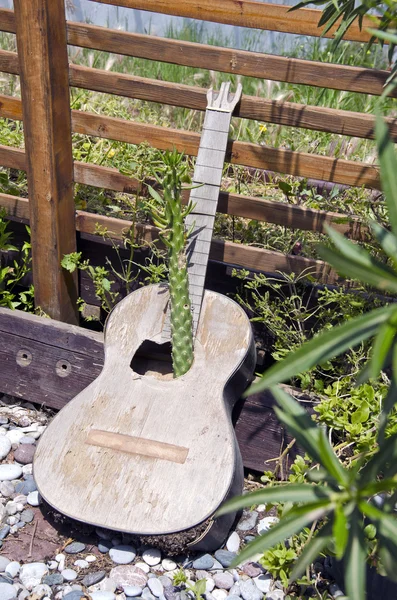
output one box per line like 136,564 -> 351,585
148,149 -> 195,378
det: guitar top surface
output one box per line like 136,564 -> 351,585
34,284 -> 254,534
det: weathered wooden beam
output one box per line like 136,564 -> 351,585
0,11 -> 391,98
0,306 -> 299,472
0,53 -> 394,141
13,0 -> 78,323
86,0 -> 373,42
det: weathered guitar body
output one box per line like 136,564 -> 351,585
34,284 -> 255,550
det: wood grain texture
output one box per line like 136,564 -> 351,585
0,55 -> 395,140
34,285 -> 255,537
0,305 -> 302,473
0,10 -> 391,97
0,91 -> 378,190
86,0 -> 373,41
13,0 -> 78,324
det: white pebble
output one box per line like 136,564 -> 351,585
147,578 -> 164,597
135,561 -> 150,573
5,429 -> 25,445
13,494 -> 27,505
109,545 -> 136,565
142,548 -> 162,566
0,464 -> 22,481
0,481 -> 14,497
32,584 -> 52,597
99,578 -> 117,592
74,559 -> 89,569
253,574 -> 272,594
27,491 -> 41,506
47,561 -> 58,570
257,504 -> 266,512
162,559 -> 177,571
123,585 -> 143,597
85,555 -> 97,563
6,516 -> 17,526
19,562 -> 48,590
61,569 -> 78,581
22,464 -> 33,476
55,554 -> 65,562
226,531 -> 240,553
5,561 -> 20,577
257,516 -> 279,535
0,436 -> 11,460
90,592 -> 116,600
206,579 -> 215,593
212,590 -> 228,600
5,501 -> 18,516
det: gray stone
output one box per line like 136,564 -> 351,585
241,564 -> 262,578
123,584 -> 143,597
253,575 -> 272,594
0,525 -> 10,540
43,572 -> 64,586
13,444 -> 35,465
0,464 -> 22,481
214,551 -> 237,568
65,541 -> 86,554
209,560 -> 223,571
0,417 -> 8,425
0,481 -> 14,497
19,436 -> 36,445
20,509 -> 34,523
213,573 -> 234,590
159,576 -> 172,588
0,436 -> 11,460
109,545 -> 136,565
82,571 -> 106,587
98,540 -> 111,553
148,578 -> 164,598
0,582 -> 17,600
15,478 -> 37,495
0,556 -> 11,572
164,585 -> 179,600
229,584 -> 241,596
212,590 -> 228,600
227,596 -> 241,600
237,511 -> 258,532
142,588 -> 156,600
240,580 -> 263,600
110,565 -> 148,589
265,591 -> 284,600
63,592 -> 85,600
89,593 -> 116,600
192,554 -> 214,570
0,575 -> 12,584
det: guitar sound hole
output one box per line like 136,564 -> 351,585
130,340 -> 173,380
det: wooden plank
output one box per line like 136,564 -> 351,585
86,0 -> 373,41
0,11 -> 391,97
0,306 -> 311,473
68,64 -> 397,141
0,56 -> 394,141
70,111 -> 381,190
0,189 -> 370,245
14,0 -> 78,324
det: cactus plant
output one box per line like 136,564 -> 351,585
147,149 -> 195,377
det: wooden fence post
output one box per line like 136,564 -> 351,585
14,0 -> 79,324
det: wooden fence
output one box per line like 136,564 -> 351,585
0,0 -> 392,324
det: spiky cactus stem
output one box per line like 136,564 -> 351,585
148,149 -> 195,378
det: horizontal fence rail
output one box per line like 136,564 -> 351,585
1,192 -> 339,283
0,93 -> 381,189
87,0 -> 373,41
0,144 -> 369,240
0,11 -> 392,98
0,51 -> 394,141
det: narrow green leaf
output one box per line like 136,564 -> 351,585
360,434 -> 397,484
216,483 -> 330,517
376,114 -> 397,237
230,500 -> 333,567
370,221 -> 397,265
359,478 -> 397,498
289,521 -> 333,582
333,505 -> 348,559
344,510 -> 366,600
368,319 -> 397,381
359,501 -> 397,582
378,358 -> 397,444
318,429 -> 349,487
246,305 -> 394,395
147,185 -> 164,205
318,244 -> 397,294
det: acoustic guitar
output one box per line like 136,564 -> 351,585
33,83 -> 256,551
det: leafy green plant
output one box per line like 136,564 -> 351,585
260,541 -> 298,588
146,148 -> 195,378
186,579 -> 207,600
218,116 -> 397,600
172,569 -> 188,586
0,209 -> 33,311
